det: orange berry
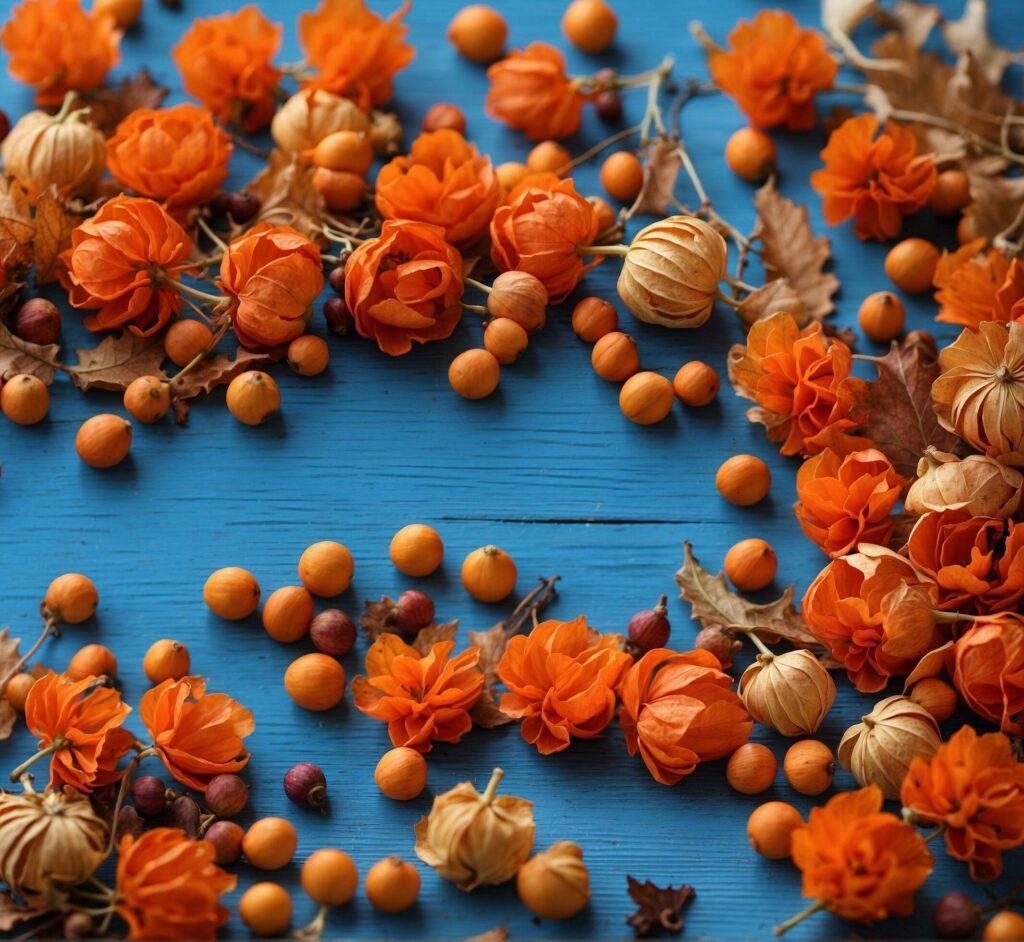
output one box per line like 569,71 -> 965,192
302,849 -> 358,907
123,375 -> 170,423
365,857 -> 420,913
390,524 -> 443,577
858,290 -> 905,342
143,639 -> 191,684
226,371 -> 280,425
1,374 -> 49,425
262,586 -> 315,643
312,130 -> 373,175
4,672 -> 36,712
299,540 -> 354,597
673,361 -> 720,406
983,911 -> 1024,941
909,678 -> 958,723
495,161 -> 529,192
929,168 -> 970,218
884,237 -> 940,293
243,818 -> 298,870
203,567 -> 261,620
957,213 -> 981,245
516,844 -> 590,919
725,128 -> 776,182
783,740 -> 834,796
449,348 -> 500,399
591,331 -> 639,382
484,317 -> 528,364
562,0 -> 618,53
619,371 -> 674,425
287,335 -> 329,377
486,271 -> 548,333
589,195 -> 617,233
447,4 -> 507,63
527,140 -> 571,175
67,643 -> 117,681
746,801 -> 803,859
600,151 -> 643,203
93,0 -> 142,28
422,103 -> 467,135
75,414 -> 132,469
240,882 -> 292,936
285,653 -> 346,711
313,167 -> 366,213
44,573 -> 98,624
715,455 -> 771,506
461,544 -> 517,602
724,538 -> 777,591
164,319 -> 213,368
375,747 -> 428,800
726,743 -> 777,794
572,297 -> 618,342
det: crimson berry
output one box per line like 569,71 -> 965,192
324,297 -> 354,336
393,589 -> 435,637
205,773 -> 249,817
310,609 -> 357,657
227,191 -> 261,224
595,90 -> 623,123
284,762 -> 328,810
933,893 -> 981,939
129,775 -> 167,818
328,265 -> 346,295
628,595 -> 671,651
204,820 -> 245,864
14,298 -> 61,345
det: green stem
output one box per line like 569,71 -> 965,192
9,739 -> 62,782
774,899 -> 826,936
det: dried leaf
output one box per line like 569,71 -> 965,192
822,0 -> 877,34
167,349 -> 274,401
410,620 -> 459,656
33,187 -> 80,284
0,177 -> 35,272
875,1 -> 942,48
629,139 -> 682,218
360,596 -> 399,641
0,892 -> 52,932
0,628 -> 22,742
736,278 -> 807,328
247,150 -> 326,241
965,172 -> 1024,252
69,331 -> 167,392
626,876 -> 695,938
467,621 -> 514,729
463,929 -> 508,942
83,70 -> 169,136
0,321 -> 61,384
942,0 -> 1022,85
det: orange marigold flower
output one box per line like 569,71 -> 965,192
803,550 -> 938,693
902,725 -> 1024,881
794,447 -> 904,557
1,0 -> 119,106
58,195 -> 193,336
490,177 -> 600,303
23,671 -> 134,793
486,42 -> 586,140
934,239 -> 1024,330
618,648 -> 751,785
904,510 -> 1024,614
953,613 -> 1024,736
811,114 -> 937,241
376,129 -> 501,247
139,676 -> 254,792
106,105 -> 233,215
498,617 -> 632,756
727,311 -> 866,457
298,0 -> 414,109
791,785 -> 933,923
352,633 -> 483,752
116,828 -> 235,940
707,10 -> 837,131
172,6 -> 282,133
344,219 -> 464,356
219,223 -> 324,349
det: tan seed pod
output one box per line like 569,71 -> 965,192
516,840 -> 591,920
270,89 -> 371,154
904,447 -> 1023,518
739,650 -> 836,737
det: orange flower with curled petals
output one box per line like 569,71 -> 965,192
490,177 -> 600,303
376,129 -> 501,247
116,828 -> 235,940
24,671 -> 134,793
618,648 -> 751,785
952,614 -> 1024,736
934,240 -> 1024,330
352,634 -> 483,752
902,725 -> 1024,881
139,676 -> 254,792
791,786 -> 933,924
497,617 -> 632,756
344,219 -> 464,356
218,223 -> 324,349
811,114 -> 937,241
794,448 -> 905,558
172,7 -> 282,133
58,196 -> 194,336
106,105 -> 233,215
1,0 -> 119,106
707,10 -> 837,131
298,0 -> 414,109
486,43 -> 586,141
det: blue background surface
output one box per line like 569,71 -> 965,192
1,0 -> 1022,938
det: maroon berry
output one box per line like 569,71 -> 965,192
129,775 -> 168,818
627,595 -> 671,651
208,192 -> 232,217
324,297 -> 354,336
694,625 -> 742,669
204,820 -> 245,864
63,913 -> 94,940
310,609 -> 357,656
934,893 -> 981,939
905,329 -> 937,360
165,794 -> 201,839
284,762 -> 328,810
14,298 -> 61,345
595,90 -> 623,123
328,265 -> 346,296
393,589 -> 435,636
0,111 -> 10,144
205,773 -> 249,817
227,191 -> 261,224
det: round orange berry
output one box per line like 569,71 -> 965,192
299,541 -> 354,597
619,371 -> 674,425
484,317 -> 528,364
243,818 -> 298,870
858,291 -> 905,342
600,151 -> 643,202
725,128 -> 776,182
203,567 -> 261,620
447,4 -> 507,63
562,0 -> 618,54
302,849 -> 358,907
572,297 -> 618,343
123,376 -> 170,423
390,524 -> 444,577
365,857 -> 420,913
164,319 -> 213,368
724,538 -> 777,591
449,349 -> 500,400
2,374 -> 49,425
142,639 -> 191,684
285,653 -> 346,711
673,361 -> 720,406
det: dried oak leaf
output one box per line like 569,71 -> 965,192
628,138 -> 682,218
736,278 -> 806,328
360,596 -> 399,641
168,349 -> 274,401
247,150 -> 327,242
68,331 -> 167,392
0,892 -> 52,932
942,0 -> 1023,85
468,621 -> 514,729
83,70 -> 169,137
626,876 -> 695,938
33,187 -> 80,285
965,172 -> 1024,251
0,176 -> 35,272
0,628 -> 22,742
0,321 -> 61,384
410,620 -> 459,656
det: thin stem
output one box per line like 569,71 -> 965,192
887,107 -> 1024,167
577,243 -> 629,258
9,740 -> 61,782
741,630 -> 774,659
715,289 -> 742,310
196,216 -> 229,252
166,317 -> 231,386
165,278 -> 227,306
559,125 -> 641,174
774,899 -> 826,936
722,272 -> 757,293
923,823 -> 948,844
299,904 -> 330,940
465,276 -> 492,295
104,748 -> 155,857
831,81 -> 869,95
461,302 -> 488,316
0,617 -> 58,692
480,767 -> 504,805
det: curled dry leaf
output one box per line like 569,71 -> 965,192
33,187 -> 80,285
0,175 -> 35,272
736,279 -> 806,328
247,149 -> 327,242
626,876 -> 695,938
965,172 -> 1024,252
0,628 -> 22,742
168,349 -> 276,414
874,1 -> 943,49
942,0 -> 1023,85
628,138 -> 682,219
0,892 -> 52,932
410,621 -> 460,656
0,321 -> 61,385
68,331 -> 167,392
82,70 -> 170,137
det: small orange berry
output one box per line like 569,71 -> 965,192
589,195 -> 617,233
313,167 -> 366,213
449,348 -> 500,399
726,743 -> 777,794
312,130 -> 373,175
365,857 -> 420,913
93,0 -> 142,28
783,740 -> 834,796
299,540 -> 354,597
239,882 -> 292,936
203,567 -> 261,620
1,374 -> 49,425
725,128 -> 776,182
747,801 -> 803,859
591,331 -> 639,382
75,414 -> 132,469
884,237 -> 940,293
422,103 -> 467,135
486,271 -> 548,333
287,335 -> 330,377
527,140 -> 571,176
67,643 -> 118,681
928,168 -> 971,218
123,375 -> 170,423
143,639 -> 191,684
461,544 -> 517,602
673,361 -> 720,406
302,849 -> 358,907
164,319 -> 213,368
4,673 -> 36,712
484,317 -> 528,364
243,817 -> 298,870
909,678 -> 958,723
447,4 -> 507,63
724,538 -> 777,591
562,0 -> 618,54
619,371 -> 674,425
226,371 -> 280,425
44,573 -> 98,624
262,586 -> 315,643
285,653 -> 346,711
390,524 -> 444,577
858,291 -> 905,342
957,213 -> 981,245
375,747 -> 428,800
572,297 -> 618,342
983,911 -> 1024,941
495,161 -> 529,192
715,455 -> 771,506
600,151 -> 643,203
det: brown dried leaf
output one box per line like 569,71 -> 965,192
83,70 -> 169,137
965,172 -> 1024,251
736,278 -> 807,328
0,177 -> 35,272
0,892 -> 52,932
69,331 -> 167,392
168,349 -> 274,401
410,620 -> 459,657
874,1 -> 942,48
629,139 -> 682,218
942,0 -> 1022,85
0,628 -> 22,741
467,621 -> 514,729
0,321 -> 61,384
33,187 -> 80,284
360,596 -> 398,641
626,876 -> 695,938
247,150 -> 326,241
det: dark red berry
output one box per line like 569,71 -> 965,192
324,297 -> 354,336
0,111 -> 11,144
165,794 -> 201,839
205,773 -> 249,817
14,298 -> 61,345
934,893 -> 981,939
227,191 -> 261,224
310,609 -> 357,656
595,90 -> 623,123
208,192 -> 232,217
627,595 -> 671,652
393,589 -> 435,637
129,775 -> 168,818
284,762 -> 328,810
204,820 -> 245,864
328,265 -> 346,296
694,626 -> 742,669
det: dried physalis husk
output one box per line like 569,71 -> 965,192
414,767 -> 534,890
0,782 -> 107,897
904,447 -> 1023,518
270,89 -> 372,154
738,650 -> 836,737
616,215 -> 727,328
369,109 -> 404,158
837,695 -> 941,800
516,841 -> 591,920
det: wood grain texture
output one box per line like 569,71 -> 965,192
0,0 -> 1021,938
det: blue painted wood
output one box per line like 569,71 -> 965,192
1,0 -> 1022,938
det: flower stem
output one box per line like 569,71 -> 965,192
923,823 -> 948,844
104,747 -> 156,857
9,739 -> 62,782
461,302 -> 488,316
299,904 -> 330,939
464,276 -> 492,295
715,289 -> 742,310
742,629 -> 774,659
166,316 -> 231,386
165,278 -> 228,306
577,243 -> 629,258
0,616 -> 59,693
196,215 -> 229,252
480,767 -> 504,805
774,899 -> 826,936
559,124 -> 642,175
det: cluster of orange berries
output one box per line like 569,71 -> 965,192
727,739 -> 835,797
310,130 -> 376,214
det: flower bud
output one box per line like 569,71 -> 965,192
270,89 -> 371,154
694,626 -> 742,669
486,271 -> 548,334
837,695 -> 940,800
904,448 -> 1022,518
414,767 -> 535,890
739,650 -> 835,737
516,841 -> 590,920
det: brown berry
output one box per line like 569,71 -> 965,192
724,538 -> 777,591
591,331 -> 638,382
933,892 -> 981,940
2,374 -> 49,425
726,743 -> 777,794
164,319 -> 214,367
572,297 -> 618,343
324,297 -> 354,335
206,773 -> 249,817
123,376 -> 170,423
885,237 -> 940,293
227,191 -> 261,224
858,291 -> 905,342
783,740 -> 834,795
75,414 -> 132,468
284,761 -> 328,810
627,595 -> 670,651
673,361 -> 720,406
310,609 -> 357,657
205,820 -> 245,865
129,775 -> 168,818
594,90 -> 622,123
422,103 -> 467,135
393,589 -> 435,637
14,298 -> 61,344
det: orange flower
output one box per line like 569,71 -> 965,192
376,129 -> 501,247
106,105 -> 233,215
352,634 -> 483,752
172,7 -> 282,133
794,448 -> 904,557
904,511 -> 1024,614
116,828 -> 235,940
902,725 -> 1024,881
618,648 -> 751,785
344,219 -> 464,356
934,239 -> 1024,330
728,312 -> 866,457
803,550 -> 937,692
811,114 -> 937,241
1,0 -> 119,106
218,223 -> 324,349
23,671 -> 134,793
139,676 -> 254,792
58,196 -> 193,336
486,43 -> 586,140
498,617 -> 631,756
298,0 -> 414,109
791,785 -> 933,923
490,177 -> 600,303
953,614 -> 1024,736
707,10 -> 837,131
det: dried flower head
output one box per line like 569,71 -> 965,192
952,613 -> 1024,736
905,448 -> 1023,519
934,240 -> 1024,331
739,649 -> 835,737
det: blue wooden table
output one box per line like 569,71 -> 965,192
2,0 -> 1022,938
